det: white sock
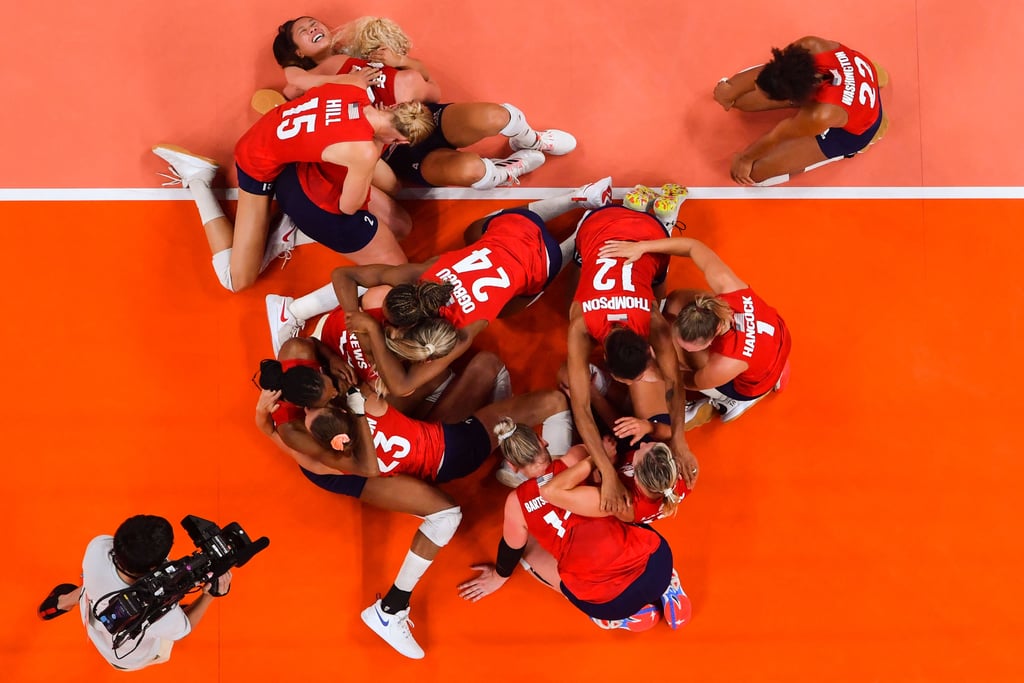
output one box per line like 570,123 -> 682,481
189,181 -> 226,226
527,192 -> 576,222
470,158 -> 506,190
211,248 -> 234,291
499,103 -> 533,139
492,365 -> 512,402
541,410 -> 573,457
393,551 -> 433,592
290,282 -> 339,321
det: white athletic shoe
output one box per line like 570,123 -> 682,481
266,294 -> 305,357
710,393 -> 768,423
572,176 -> 613,209
495,150 -> 546,186
684,398 -> 715,431
496,461 -> 528,488
360,599 -> 425,660
260,214 -> 301,272
652,185 -> 688,233
152,144 -> 218,188
589,363 -> 610,396
510,129 -> 577,156
623,185 -> 657,212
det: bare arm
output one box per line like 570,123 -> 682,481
321,141 -> 379,215
283,57 -> 380,98
542,457 -> 635,522
651,308 -> 700,488
331,261 -> 432,312
692,354 -> 749,391
567,308 -> 631,513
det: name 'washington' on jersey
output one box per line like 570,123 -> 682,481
812,45 -> 880,135
234,83 -> 374,184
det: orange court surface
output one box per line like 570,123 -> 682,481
3,1 -> 1023,681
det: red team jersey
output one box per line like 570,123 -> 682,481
812,45 -> 881,134
337,57 -> 399,107
364,405 -> 446,481
574,208 -> 669,343
710,288 -> 792,396
234,83 -> 375,185
425,212 -> 554,328
618,450 -> 691,524
516,461 -> 660,603
314,307 -> 381,386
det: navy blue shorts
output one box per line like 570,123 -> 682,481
435,416 -> 493,483
815,103 -> 884,158
300,466 -> 368,498
383,103 -> 454,186
714,379 -> 764,401
274,164 -> 379,253
561,526 -> 673,620
236,163 -> 276,196
481,207 -> 562,292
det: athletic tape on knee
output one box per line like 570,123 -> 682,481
418,506 -> 462,547
212,249 -> 234,292
542,410 -> 573,457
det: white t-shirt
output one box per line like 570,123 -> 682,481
79,535 -> 191,670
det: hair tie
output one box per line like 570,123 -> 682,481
497,428 -> 515,443
424,342 -> 435,355
663,487 -> 674,498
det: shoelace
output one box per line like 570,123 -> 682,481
157,166 -> 184,187
277,249 -> 293,270
498,159 -> 526,186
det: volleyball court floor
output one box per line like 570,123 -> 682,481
3,0 -> 1023,681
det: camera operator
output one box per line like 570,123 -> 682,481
39,514 -> 232,671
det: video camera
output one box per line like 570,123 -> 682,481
93,515 -> 269,650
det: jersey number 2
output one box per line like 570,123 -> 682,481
451,248 -> 511,302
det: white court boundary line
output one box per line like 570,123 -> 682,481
0,186 -> 1021,201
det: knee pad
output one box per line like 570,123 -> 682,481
419,506 -> 462,547
212,248 -> 234,292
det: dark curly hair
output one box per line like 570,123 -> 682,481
755,44 -> 820,103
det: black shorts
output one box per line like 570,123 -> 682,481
383,103 -> 454,186
274,164 -> 379,253
236,163 -> 276,196
300,466 -> 368,498
560,526 -> 673,620
434,416 -> 493,483
815,102 -> 884,158
481,207 -> 563,292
